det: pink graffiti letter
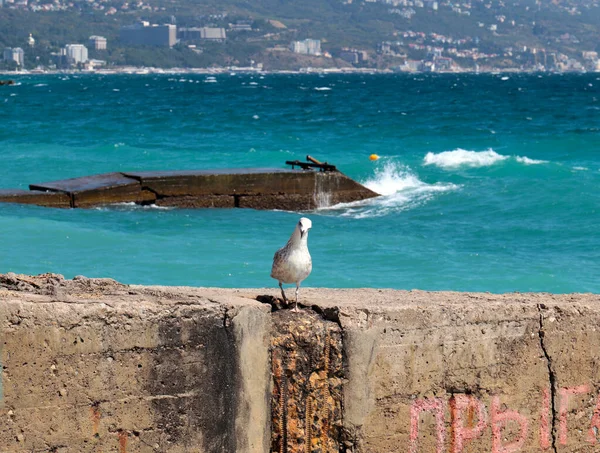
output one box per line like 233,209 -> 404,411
451,394 -> 488,453
491,396 -> 529,453
539,387 -> 552,450
587,393 -> 600,444
558,385 -> 590,445
410,398 -> 445,453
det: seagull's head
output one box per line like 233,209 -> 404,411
298,217 -> 312,239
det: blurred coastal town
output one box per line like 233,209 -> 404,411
0,0 -> 599,73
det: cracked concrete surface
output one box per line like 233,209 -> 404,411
538,304 -> 558,453
1,275 -> 600,452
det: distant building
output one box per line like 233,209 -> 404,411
177,27 -> 200,41
27,33 -> 35,47
201,27 -> 226,40
177,27 -> 227,42
89,36 -> 107,50
434,57 -> 454,71
403,60 -> 422,72
339,48 -> 369,65
229,21 -> 252,32
3,47 -> 24,66
64,44 -> 88,64
84,59 -> 106,70
427,48 -> 443,59
290,39 -> 321,56
120,21 -> 177,47
178,27 -> 226,41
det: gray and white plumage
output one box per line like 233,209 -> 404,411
270,217 -> 312,311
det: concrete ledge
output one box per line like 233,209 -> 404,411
29,173 -> 157,207
1,275 -> 599,452
0,189 -> 71,208
0,274 -> 271,453
1,168 -> 379,210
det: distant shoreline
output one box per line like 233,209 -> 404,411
1,66 -> 596,76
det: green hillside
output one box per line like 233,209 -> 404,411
0,0 -> 598,69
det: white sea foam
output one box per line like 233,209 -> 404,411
424,149 -> 547,169
362,162 -> 426,196
423,149 -> 508,168
318,162 -> 458,218
515,156 -> 548,165
95,202 -> 174,211
314,87 -> 332,91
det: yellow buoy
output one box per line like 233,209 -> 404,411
369,154 -> 380,161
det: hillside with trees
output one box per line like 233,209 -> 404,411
0,0 -> 598,70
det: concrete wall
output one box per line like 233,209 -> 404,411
0,274 -> 271,453
1,274 -> 599,452
0,170 -> 378,210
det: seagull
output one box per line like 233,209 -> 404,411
271,217 -> 313,311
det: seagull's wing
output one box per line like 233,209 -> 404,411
271,245 -> 287,278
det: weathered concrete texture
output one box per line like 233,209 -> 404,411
1,277 -> 600,453
296,289 -> 600,453
0,189 -> 71,208
0,274 -> 271,453
154,194 -> 235,209
1,169 -> 379,210
125,169 -> 379,210
30,173 -> 157,207
270,310 -> 343,453
537,301 -> 600,452
124,169 -> 300,197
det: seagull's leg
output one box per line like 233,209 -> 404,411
278,281 -> 288,303
293,284 -> 300,312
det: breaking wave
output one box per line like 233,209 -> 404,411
423,149 -> 547,169
318,162 -> 458,218
94,202 -> 175,211
515,156 -> 548,165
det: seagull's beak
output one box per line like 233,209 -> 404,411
300,226 -> 311,238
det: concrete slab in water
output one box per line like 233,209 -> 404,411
125,168 -> 379,209
124,168 -> 309,197
0,189 -> 71,208
155,194 -> 236,208
1,167 -> 378,210
29,172 -> 155,207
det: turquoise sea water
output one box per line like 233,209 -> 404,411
0,72 -> 598,293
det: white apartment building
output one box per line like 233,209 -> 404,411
290,39 -> 321,56
64,44 -> 89,64
3,47 -> 24,66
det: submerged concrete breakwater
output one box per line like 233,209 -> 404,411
0,274 -> 599,452
0,168 -> 378,210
